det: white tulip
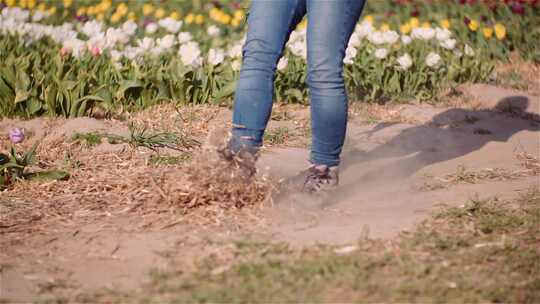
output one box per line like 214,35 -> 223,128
227,42 -> 243,58
81,20 -> 103,37
231,59 -> 242,71
382,30 -> 400,44
179,41 -> 202,67
207,25 -> 220,37
348,32 -> 361,47
440,38 -> 457,50
137,37 -> 155,51
62,38 -> 86,58
123,46 -> 140,60
158,17 -> 182,33
435,27 -> 452,41
464,44 -> 475,56
343,46 -> 358,64
288,40 -> 307,60
277,57 -> 288,71
396,53 -> 413,70
207,48 -> 225,65
157,34 -> 176,49
2,7 -> 30,22
368,31 -> 385,45
355,21 -> 374,38
426,52 -> 441,68
150,46 -> 165,57
374,48 -> 389,59
145,22 -> 158,34
32,11 -> 45,22
177,31 -> 192,43
122,21 -> 138,36
411,27 -> 435,40
401,35 -> 412,45
110,50 -> 122,62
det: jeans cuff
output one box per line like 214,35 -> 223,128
309,155 -> 340,167
228,128 -> 262,155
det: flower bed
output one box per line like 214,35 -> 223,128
364,0 -> 540,62
0,0 -> 536,118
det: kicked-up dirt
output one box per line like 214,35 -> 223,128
0,84 -> 539,301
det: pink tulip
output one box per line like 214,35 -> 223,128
60,47 -> 70,57
90,45 -> 102,57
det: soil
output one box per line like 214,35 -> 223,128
1,84 -> 539,301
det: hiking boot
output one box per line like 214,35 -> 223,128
284,164 -> 339,194
217,145 -> 258,178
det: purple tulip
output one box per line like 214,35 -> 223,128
8,128 -> 25,144
75,14 -> 89,23
511,2 -> 525,15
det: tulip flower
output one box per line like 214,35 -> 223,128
8,128 -> 25,144
494,23 -> 506,40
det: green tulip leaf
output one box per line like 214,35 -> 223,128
25,170 -> 70,182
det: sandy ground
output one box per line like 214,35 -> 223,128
0,84 -> 539,301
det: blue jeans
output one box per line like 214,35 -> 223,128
229,0 -> 365,167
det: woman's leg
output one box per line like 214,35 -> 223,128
229,0 -> 306,154
306,0 -> 365,167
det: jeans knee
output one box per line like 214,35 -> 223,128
306,67 -> 345,94
241,39 -> 280,76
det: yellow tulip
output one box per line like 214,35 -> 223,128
37,2 -> 46,11
111,12 -> 122,23
87,6 -> 96,15
170,11 -> 180,20
409,17 -> 419,28
195,14 -> 204,24
6,0 -> 16,7
231,18 -> 240,27
482,27 -> 493,39
76,7 -> 87,16
494,23 -> 506,40
185,13 -> 195,24
47,6 -> 56,15
27,0 -> 36,9
422,22 -> 431,28
380,23 -> 390,32
98,0 -> 111,12
155,8 -> 166,19
220,14 -> 231,25
128,11 -> 137,21
116,3 -> 128,16
400,23 -> 411,34
209,8 -> 220,20
234,10 -> 244,20
97,13 -> 104,21
468,20 -> 478,31
19,0 -> 27,9
63,0 -> 72,8
363,15 -> 374,24
142,3 -> 154,16
440,19 -> 450,29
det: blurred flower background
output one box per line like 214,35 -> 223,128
0,0 -> 538,118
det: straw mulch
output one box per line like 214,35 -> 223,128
1,106 -> 274,239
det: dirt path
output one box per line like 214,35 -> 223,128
1,85 -> 539,301
262,88 -> 539,243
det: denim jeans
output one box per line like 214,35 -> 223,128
229,0 -> 365,167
